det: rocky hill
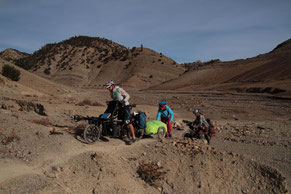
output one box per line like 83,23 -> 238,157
150,39 -> 291,97
0,38 -> 290,193
0,48 -> 30,63
15,36 -> 184,89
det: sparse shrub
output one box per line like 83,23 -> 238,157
98,55 -> 103,60
124,61 -> 132,69
104,49 -> 109,56
195,60 -> 202,65
121,55 -> 128,61
17,100 -> 47,116
205,59 -> 221,64
65,123 -> 87,136
1,64 -> 21,81
44,67 -> 50,75
137,161 -> 168,187
103,57 -> 110,64
133,53 -> 139,57
1,130 -> 20,145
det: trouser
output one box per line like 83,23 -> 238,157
161,117 -> 172,137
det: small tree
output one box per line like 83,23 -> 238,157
1,64 -> 21,81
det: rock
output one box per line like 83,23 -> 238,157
91,153 -> 102,160
157,161 -> 162,167
1,104 -> 7,109
142,152 -> 147,156
257,126 -> 265,130
194,145 -> 199,150
44,170 -> 57,178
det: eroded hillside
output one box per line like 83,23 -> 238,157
14,36 -> 184,89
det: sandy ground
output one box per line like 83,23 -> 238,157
0,87 -> 290,193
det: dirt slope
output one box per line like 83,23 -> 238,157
149,39 -> 291,96
0,48 -> 30,63
0,72 -> 290,193
0,58 -> 68,96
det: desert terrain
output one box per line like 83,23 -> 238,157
0,37 -> 290,193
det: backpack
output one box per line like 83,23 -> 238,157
137,112 -> 147,129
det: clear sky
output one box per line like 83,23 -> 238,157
0,0 -> 290,63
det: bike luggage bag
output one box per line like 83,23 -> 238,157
138,112 -> 147,129
145,120 -> 167,135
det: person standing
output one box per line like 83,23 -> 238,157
156,101 -> 174,138
105,80 -> 136,144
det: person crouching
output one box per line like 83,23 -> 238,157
156,101 -> 174,138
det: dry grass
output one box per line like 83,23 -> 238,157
30,118 -> 53,126
137,161 -> 168,187
65,122 -> 87,135
1,130 -> 20,145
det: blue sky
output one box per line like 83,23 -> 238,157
0,0 -> 290,63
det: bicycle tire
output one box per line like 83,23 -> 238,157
83,124 -> 101,144
127,127 -> 144,140
157,126 -> 166,139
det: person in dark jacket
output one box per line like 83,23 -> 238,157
191,109 -> 211,144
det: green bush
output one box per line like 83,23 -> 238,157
1,64 -> 21,81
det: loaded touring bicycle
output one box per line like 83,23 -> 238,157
73,101 -> 146,144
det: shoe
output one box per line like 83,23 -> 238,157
168,132 -> 172,138
205,134 -> 210,144
128,138 -> 137,145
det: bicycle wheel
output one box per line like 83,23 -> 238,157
83,124 -> 101,144
127,127 -> 144,140
157,126 -> 166,139
135,128 -> 144,140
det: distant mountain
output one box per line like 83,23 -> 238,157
0,48 -> 30,63
149,39 -> 291,96
15,36 -> 184,88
